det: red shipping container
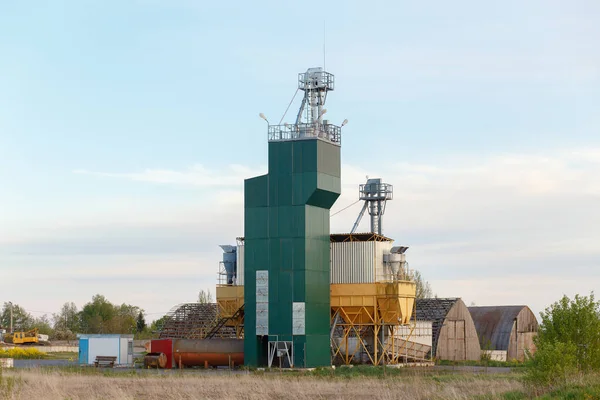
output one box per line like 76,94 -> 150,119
150,339 -> 173,368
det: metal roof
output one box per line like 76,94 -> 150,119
415,298 -> 460,356
329,233 -> 393,242
158,302 -> 241,340
237,232 -> 394,243
77,334 -> 134,339
468,305 -> 528,351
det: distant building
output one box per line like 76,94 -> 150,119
416,298 -> 481,361
77,334 -> 134,365
468,305 -> 538,362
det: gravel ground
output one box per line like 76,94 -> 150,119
13,359 -> 76,368
434,365 -> 512,374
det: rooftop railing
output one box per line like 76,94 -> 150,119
268,122 -> 341,145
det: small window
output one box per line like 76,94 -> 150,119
127,341 -> 133,355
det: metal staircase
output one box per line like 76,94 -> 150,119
205,304 -> 245,339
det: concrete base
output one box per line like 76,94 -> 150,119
384,362 -> 435,368
256,367 -> 318,372
279,368 -> 317,372
482,350 -> 507,362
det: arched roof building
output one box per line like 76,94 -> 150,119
416,298 -> 481,361
468,305 -> 538,361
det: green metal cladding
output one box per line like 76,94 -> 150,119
244,138 -> 341,367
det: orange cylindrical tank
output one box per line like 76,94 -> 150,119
172,339 -> 244,367
144,352 -> 168,369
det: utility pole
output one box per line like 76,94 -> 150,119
9,302 -> 13,334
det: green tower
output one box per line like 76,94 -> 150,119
244,68 -> 343,367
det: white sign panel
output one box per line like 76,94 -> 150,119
256,270 -> 269,287
256,270 -> 269,336
292,302 -> 305,335
256,303 -> 269,336
256,271 -> 269,302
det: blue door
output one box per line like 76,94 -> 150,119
79,339 -> 89,364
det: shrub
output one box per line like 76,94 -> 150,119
536,293 -> 600,372
523,341 -> 578,390
524,292 -> 600,394
0,348 -> 48,359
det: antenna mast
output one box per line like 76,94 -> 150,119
323,20 -> 326,72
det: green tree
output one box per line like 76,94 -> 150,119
414,270 -> 433,299
198,289 -> 213,304
0,302 -> 34,332
52,302 -> 80,333
79,295 -> 143,334
150,315 -> 168,333
525,292 -> 600,392
136,311 -> 146,333
34,315 -> 54,336
536,292 -> 600,372
111,303 -> 142,333
79,295 -> 116,333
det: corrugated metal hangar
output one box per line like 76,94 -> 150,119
469,305 -> 538,362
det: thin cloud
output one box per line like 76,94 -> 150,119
73,164 -> 265,187
7,147 -> 597,316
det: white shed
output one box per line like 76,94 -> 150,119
77,334 -> 134,366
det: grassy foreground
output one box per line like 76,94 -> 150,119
2,366 -> 599,399
0,367 -> 525,400
44,352 -> 78,360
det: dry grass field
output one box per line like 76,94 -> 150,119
0,368 -> 525,400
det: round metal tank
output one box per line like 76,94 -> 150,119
172,339 -> 244,367
144,352 -> 168,369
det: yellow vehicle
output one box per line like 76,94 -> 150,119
9,329 -> 40,345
